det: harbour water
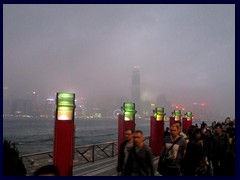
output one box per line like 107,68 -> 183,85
3,117 -> 212,155
3,117 -> 152,155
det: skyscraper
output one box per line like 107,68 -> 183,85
131,66 -> 142,116
3,86 -> 11,116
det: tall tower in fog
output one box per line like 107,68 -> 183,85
3,86 -> 11,115
131,66 -> 142,116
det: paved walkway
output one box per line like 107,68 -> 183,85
22,138 -> 161,176
73,156 -> 161,176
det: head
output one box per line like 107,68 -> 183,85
3,139 -> 27,176
133,130 -> 144,147
124,129 -> 134,142
170,124 -> 181,138
205,129 -> 212,137
229,121 -> 234,127
174,121 -> 182,130
214,123 -> 223,135
34,165 -> 59,176
194,128 -> 202,140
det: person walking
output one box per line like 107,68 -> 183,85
116,129 -> 134,176
157,123 -> 187,176
225,121 -> 235,175
174,121 -> 189,143
124,130 -> 154,176
182,128 -> 210,176
164,127 -> 170,137
210,123 -> 230,176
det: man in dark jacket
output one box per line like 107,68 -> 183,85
116,129 -> 134,175
210,123 -> 230,176
124,130 -> 154,176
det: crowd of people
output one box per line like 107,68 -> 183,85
117,118 -> 235,176
4,118 -> 235,176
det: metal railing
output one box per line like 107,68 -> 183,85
22,136 -> 150,176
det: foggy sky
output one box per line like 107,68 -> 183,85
3,4 -> 235,118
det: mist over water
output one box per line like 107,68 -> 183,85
3,116 -> 216,155
3,5 -> 235,134
3,118 -> 152,155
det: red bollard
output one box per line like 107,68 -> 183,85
182,117 -> 192,132
150,116 -> 164,156
54,121 -> 74,176
169,116 -> 175,127
53,92 -> 75,176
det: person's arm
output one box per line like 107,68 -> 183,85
157,141 -> 166,174
116,142 -> 126,173
225,133 -> 230,154
182,139 -> 188,158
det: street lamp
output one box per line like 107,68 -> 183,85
122,102 -> 136,121
154,107 -> 165,121
186,111 -> 193,121
173,110 -> 182,121
56,92 -> 75,120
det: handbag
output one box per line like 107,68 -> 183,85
157,137 -> 182,175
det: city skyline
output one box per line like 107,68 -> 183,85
3,81 -> 230,121
3,4 -> 235,120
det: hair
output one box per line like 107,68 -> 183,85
194,128 -> 202,135
3,139 -> 27,176
229,121 -> 234,126
124,129 -> 134,134
34,165 -> 59,176
134,130 -> 143,135
206,129 -> 213,136
214,123 -> 222,129
174,121 -> 182,127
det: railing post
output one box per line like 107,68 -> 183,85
92,145 -> 95,162
111,142 -> 114,157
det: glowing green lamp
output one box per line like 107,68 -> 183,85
122,102 -> 136,121
173,110 -> 182,121
154,107 -> 165,121
56,92 -> 75,120
185,111 -> 192,121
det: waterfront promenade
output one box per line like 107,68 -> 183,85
22,136 -> 162,176
72,155 -> 160,176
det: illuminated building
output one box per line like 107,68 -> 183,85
3,86 -> 11,116
45,98 -> 55,118
131,66 -> 142,116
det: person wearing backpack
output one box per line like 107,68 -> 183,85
157,123 -> 187,176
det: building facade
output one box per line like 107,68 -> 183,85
131,66 -> 142,116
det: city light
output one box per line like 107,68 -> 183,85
200,103 -> 206,106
